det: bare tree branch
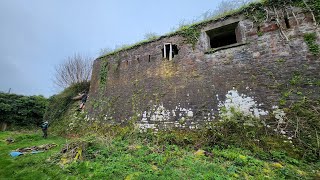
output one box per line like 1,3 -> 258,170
53,53 -> 93,89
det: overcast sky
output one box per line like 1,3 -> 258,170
0,0 -> 224,97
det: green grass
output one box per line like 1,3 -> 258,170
1,131 -> 319,179
0,131 -> 72,179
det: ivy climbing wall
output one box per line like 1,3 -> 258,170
88,5 -> 320,131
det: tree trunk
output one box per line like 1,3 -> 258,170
1,122 -> 7,131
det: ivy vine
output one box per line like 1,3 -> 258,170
242,0 -> 319,42
99,58 -> 109,87
178,25 -> 201,49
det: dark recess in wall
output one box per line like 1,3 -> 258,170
207,22 -> 238,48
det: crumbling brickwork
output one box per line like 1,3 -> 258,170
88,8 -> 320,131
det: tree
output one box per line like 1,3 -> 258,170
54,53 -> 93,89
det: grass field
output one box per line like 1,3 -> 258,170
0,131 -> 73,179
1,131 -> 319,179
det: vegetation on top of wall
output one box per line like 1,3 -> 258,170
97,0 -> 318,59
304,32 -> 320,55
177,25 -> 201,49
97,1 -> 256,58
144,32 -> 159,41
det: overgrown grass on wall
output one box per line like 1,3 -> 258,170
61,95 -> 320,163
34,102 -> 320,178
98,0 -> 319,58
43,82 -> 90,124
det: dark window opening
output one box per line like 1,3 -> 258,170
257,26 -> 261,32
161,46 -> 170,59
148,55 -> 151,62
206,22 -> 239,49
172,45 -> 179,58
165,44 -> 170,58
137,57 -> 140,63
162,44 -> 179,60
284,17 -> 290,29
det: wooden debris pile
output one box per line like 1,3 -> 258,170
15,143 -> 57,153
58,141 -> 89,166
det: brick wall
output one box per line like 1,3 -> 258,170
88,9 -> 320,131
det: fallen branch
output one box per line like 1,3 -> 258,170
302,0 -> 317,25
290,5 -> 299,25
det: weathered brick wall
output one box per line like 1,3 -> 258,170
88,9 -> 320,131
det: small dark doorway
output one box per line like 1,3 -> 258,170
172,45 -> 179,58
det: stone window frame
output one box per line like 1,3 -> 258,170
201,17 -> 246,53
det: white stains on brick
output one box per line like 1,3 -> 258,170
218,89 -> 268,119
137,88 -> 273,131
187,109 -> 194,117
136,103 -> 201,131
142,111 -> 148,122
150,104 -> 171,122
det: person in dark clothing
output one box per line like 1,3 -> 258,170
79,91 -> 88,110
41,121 -> 49,138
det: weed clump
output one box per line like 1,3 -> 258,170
284,99 -> 320,161
304,33 -> 320,56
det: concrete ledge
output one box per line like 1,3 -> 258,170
205,42 -> 247,54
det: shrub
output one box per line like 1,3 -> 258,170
0,93 -> 48,128
285,99 -> 320,161
44,82 -> 90,123
304,33 -> 320,56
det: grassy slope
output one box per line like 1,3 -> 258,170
0,131 -> 319,179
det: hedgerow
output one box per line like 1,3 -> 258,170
0,93 -> 47,127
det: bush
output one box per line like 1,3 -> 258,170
0,93 -> 48,128
285,99 -> 320,161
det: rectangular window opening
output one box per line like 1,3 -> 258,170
206,22 -> 239,49
162,43 -> 172,60
162,43 -> 178,60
